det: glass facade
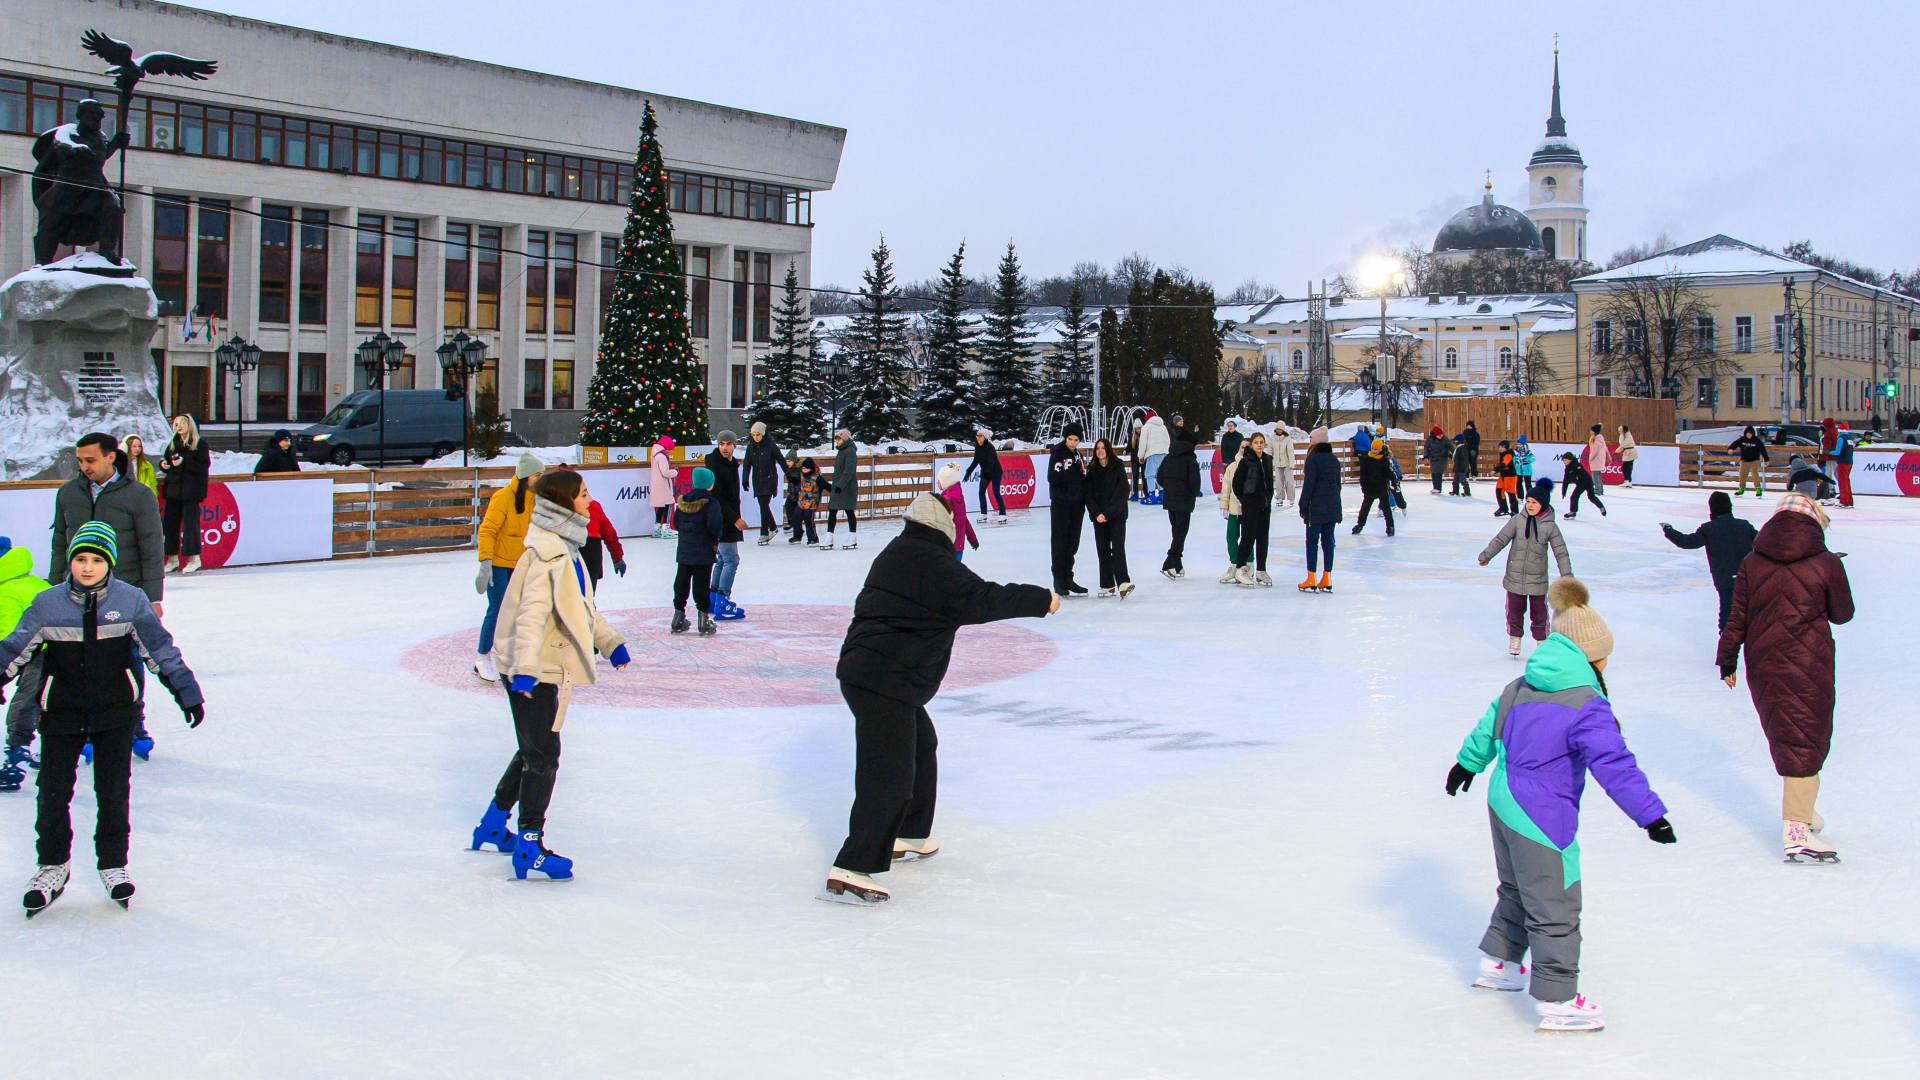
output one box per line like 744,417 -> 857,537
259,205 -> 292,322
195,199 -> 230,319
299,209 -> 329,325
444,223 -> 470,329
355,214 -> 384,326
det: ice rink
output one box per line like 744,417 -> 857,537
5,480 -> 1916,1077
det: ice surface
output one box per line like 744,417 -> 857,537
5,484 -> 1917,1076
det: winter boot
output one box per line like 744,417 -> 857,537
0,761 -> 21,793
100,867 -> 135,908
473,654 -> 499,682
23,863 -> 69,918
512,830 -> 573,881
1315,572 -> 1333,593
819,866 -> 890,906
1233,565 -> 1256,588
698,612 -> 717,636
670,611 -> 691,634
1296,574 -> 1317,593
6,745 -> 38,771
1535,993 -> 1604,1032
892,837 -> 940,862
471,802 -> 515,853
1509,636 -> 1523,658
132,728 -> 154,761
1783,820 -> 1838,864
1472,955 -> 1529,991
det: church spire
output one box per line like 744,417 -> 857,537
1545,36 -> 1567,138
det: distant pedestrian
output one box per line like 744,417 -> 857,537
935,462 -> 979,562
648,436 -> 679,538
122,434 -> 159,495
790,457 -> 823,547
704,431 -> 748,619
1217,421 -> 1244,475
1583,424 -> 1610,494
1728,425 -> 1770,496
1232,433 -> 1276,587
744,422 -> 784,547
1137,411 -> 1170,505
1513,434 -> 1535,488
1272,427 -> 1298,507
253,429 -> 301,475
670,467 -> 725,636
1661,491 -> 1756,630
1352,436 -> 1396,537
1559,453 -> 1607,519
1479,478 -> 1572,656
1617,425 -> 1638,487
158,414 -> 210,575
1424,425 -> 1450,494
581,487 -> 626,588
1451,435 -> 1475,497
1462,420 -> 1482,475
474,453 -> 545,681
1216,442 -> 1243,585
1493,441 -> 1519,517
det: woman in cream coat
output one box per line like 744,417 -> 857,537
470,469 -> 631,880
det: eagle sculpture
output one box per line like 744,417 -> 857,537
80,29 -> 219,100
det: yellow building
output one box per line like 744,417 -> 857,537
1566,235 -> 1920,429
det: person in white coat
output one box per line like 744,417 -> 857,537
1137,412 -> 1171,504
1272,428 -> 1298,508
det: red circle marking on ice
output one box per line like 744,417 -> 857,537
195,482 -> 241,568
403,603 -> 1056,707
998,454 -> 1039,510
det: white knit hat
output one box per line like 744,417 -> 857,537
935,462 -> 963,491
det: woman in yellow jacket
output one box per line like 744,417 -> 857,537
469,468 -> 630,880
122,434 -> 161,497
474,454 -> 545,681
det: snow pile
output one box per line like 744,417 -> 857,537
1675,425 -> 1749,445
423,444 -> 582,470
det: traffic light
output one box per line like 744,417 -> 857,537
1887,380 -> 1900,400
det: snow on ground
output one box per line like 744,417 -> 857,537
6,485 -> 1919,1077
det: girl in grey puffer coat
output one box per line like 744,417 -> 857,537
1478,479 -> 1573,650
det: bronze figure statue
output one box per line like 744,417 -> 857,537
30,29 -> 218,268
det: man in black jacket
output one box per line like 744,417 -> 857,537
253,430 -> 302,475
1662,491 -> 1758,629
823,494 -> 1056,905
1158,432 -> 1202,578
1047,424 -> 1088,595
51,433 -> 164,609
703,432 -> 749,618
1217,420 -> 1243,476
742,422 -> 784,546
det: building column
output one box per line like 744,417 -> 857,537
501,224 -> 528,414
229,196 -> 262,421
577,230 -> 604,393
421,216 -> 448,384
711,242 -> 734,408
326,206 -> 355,400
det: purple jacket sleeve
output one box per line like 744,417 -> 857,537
1567,699 -> 1666,828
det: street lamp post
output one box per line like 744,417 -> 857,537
213,334 -> 263,455
1149,352 -> 1188,382
355,331 -> 408,466
435,330 -> 490,466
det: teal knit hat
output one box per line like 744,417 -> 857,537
67,520 -> 118,568
692,467 -> 715,490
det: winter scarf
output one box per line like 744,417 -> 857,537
530,500 -> 590,556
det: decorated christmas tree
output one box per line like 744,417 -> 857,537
580,103 -> 709,447
744,262 -> 826,447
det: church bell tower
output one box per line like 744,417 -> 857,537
1524,39 -> 1588,262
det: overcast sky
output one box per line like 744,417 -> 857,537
200,0 -> 1916,293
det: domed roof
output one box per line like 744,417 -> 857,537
1434,191 -> 1543,254
1529,136 -> 1584,167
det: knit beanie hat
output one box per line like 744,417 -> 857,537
1529,477 -> 1554,505
1548,577 -> 1613,662
1064,423 -> 1084,439
750,421 -> 768,437
67,520 -> 119,568
514,453 -> 544,479
657,435 -> 676,452
692,467 -> 715,490
1310,426 -> 1330,445
0,535 -> 10,555
936,462 -> 963,491
1708,491 -> 1732,516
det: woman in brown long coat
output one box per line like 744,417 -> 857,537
1716,493 -> 1854,863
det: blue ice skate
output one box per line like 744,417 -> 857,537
512,830 -> 573,881
711,590 -> 746,622
471,802 -> 515,853
132,731 -> 154,761
5,745 -> 38,771
80,742 -> 92,766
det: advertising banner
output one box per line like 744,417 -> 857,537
0,478 -> 331,578
586,449 -> 781,532
1528,443 -> 1678,487
1849,450 -> 1920,497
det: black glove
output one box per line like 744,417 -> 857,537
1646,817 -> 1676,844
613,560 -> 627,577
1719,664 -> 1737,679
183,704 -> 205,729
1446,763 -> 1476,796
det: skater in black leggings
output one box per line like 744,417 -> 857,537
1559,454 -> 1607,519
964,428 -> 1005,520
1231,435 -> 1275,585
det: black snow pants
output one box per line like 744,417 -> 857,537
37,723 -> 134,869
833,685 -> 938,875
493,681 -> 563,834
1050,501 -> 1084,591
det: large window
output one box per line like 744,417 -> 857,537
1498,346 -> 1513,370
552,359 -> 574,410
1594,377 -> 1614,397
1696,377 -> 1715,409
753,252 -> 772,342
732,250 -> 749,342
297,353 -> 326,420
523,357 -> 546,410
1291,348 -> 1305,372
1773,314 -> 1787,352
299,209 -> 329,325
1734,316 -> 1754,353
475,226 -> 502,330
730,363 -> 748,409
355,214 -> 384,327
195,199 -> 230,319
1694,315 -> 1715,353
1735,377 -> 1755,409
600,236 -> 619,310
152,196 -> 189,316
257,352 -> 289,421
525,230 -> 549,335
1443,346 -> 1458,371
678,245 -> 711,337
390,218 -> 419,327
1592,319 -> 1612,354
553,233 -> 577,336
259,205 -> 292,323
444,223 -> 470,329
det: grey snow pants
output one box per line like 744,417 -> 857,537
1478,807 -> 1582,1002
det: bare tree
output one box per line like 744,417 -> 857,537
1604,233 -> 1675,270
1588,272 -> 1728,396
1361,336 -> 1430,428
1500,335 -> 1559,396
1221,278 -> 1281,305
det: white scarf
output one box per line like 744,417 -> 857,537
531,500 -> 589,555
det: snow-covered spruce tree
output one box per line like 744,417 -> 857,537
579,103 -> 709,447
1043,281 -> 1095,412
977,242 -> 1037,438
745,262 -> 826,447
914,243 -> 977,441
837,237 -> 914,442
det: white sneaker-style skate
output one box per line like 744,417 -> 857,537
1508,636 -> 1523,658
842,537 -> 858,550
1783,820 -> 1838,863
891,838 -> 939,862
99,867 -> 135,908
1472,955 -> 1529,992
1535,993 -> 1604,1032
23,862 -> 69,918
1162,568 -> 1180,581
819,866 -> 890,905
1096,587 -> 1116,598
182,555 -> 201,575
1118,581 -> 1136,598
998,515 -> 1008,525
817,538 -> 835,550
1217,566 -> 1238,584
1233,565 -> 1256,588
473,655 -> 499,682
1254,571 -> 1273,588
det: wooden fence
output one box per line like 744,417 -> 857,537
1423,394 -> 1676,443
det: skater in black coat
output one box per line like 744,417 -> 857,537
1450,436 -> 1475,496
1217,421 -> 1244,474
824,494 -> 1056,904
1354,443 -> 1397,536
1232,435 -> 1276,584
1298,432 -> 1342,590
1463,420 -> 1482,474
743,423 -> 784,545
1048,425 -> 1087,595
1084,440 -> 1133,595
1662,491 -> 1758,629
964,428 -> 1005,521
1158,433 -> 1202,577
1559,453 -> 1606,519
253,430 -> 301,475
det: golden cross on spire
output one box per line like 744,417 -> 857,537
1484,169 -> 1492,192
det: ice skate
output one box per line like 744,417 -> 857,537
1472,955 -> 1529,992
713,591 -> 747,622
473,654 -> 498,682
1096,586 -> 1116,598
471,802 -> 515,853
511,830 -> 573,881
1509,636 -> 1523,658
1535,994 -> 1604,1032
998,515 -> 1008,525
1219,566 -> 1239,584
892,837 -> 940,862
1118,581 -> 1136,598
1162,567 -> 1180,581
1783,820 -> 1838,864
182,555 -> 201,575
756,535 -> 772,546
132,729 -> 154,761
661,526 -> 678,540
1385,523 -> 1395,537
1066,582 -> 1088,596
787,534 -> 803,545
670,611 -> 690,634
23,863 -> 68,919
698,612 -> 717,636
1296,574 -> 1316,593
1315,572 -> 1332,593
1254,571 -> 1273,588
1232,565 -> 1256,588
842,537 -> 858,550
6,745 -> 38,771
817,538 -> 835,550
99,867 -> 135,909
0,760 -> 22,793
819,866 -> 890,905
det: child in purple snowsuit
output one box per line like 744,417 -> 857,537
936,463 -> 978,561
